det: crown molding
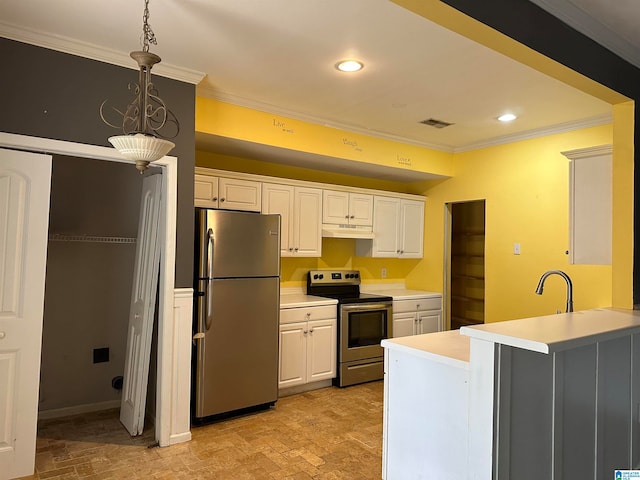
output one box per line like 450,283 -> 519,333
197,86 -> 455,153
199,87 -> 612,154
454,114 -> 612,153
528,0 -> 640,69
0,22 -> 205,84
561,144 -> 612,160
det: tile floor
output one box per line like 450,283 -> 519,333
22,381 -> 383,479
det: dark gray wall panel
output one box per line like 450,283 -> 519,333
0,37 -> 195,287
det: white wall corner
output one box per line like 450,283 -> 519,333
168,288 -> 193,446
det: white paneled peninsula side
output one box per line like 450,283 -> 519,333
382,308 -> 640,480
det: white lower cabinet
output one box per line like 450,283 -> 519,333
392,296 -> 442,338
279,305 -> 336,389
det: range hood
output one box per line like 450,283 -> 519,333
321,224 -> 375,239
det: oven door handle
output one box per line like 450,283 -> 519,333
341,303 -> 391,312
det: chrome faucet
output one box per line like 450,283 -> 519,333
535,270 -> 574,313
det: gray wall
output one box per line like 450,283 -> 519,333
0,37 -> 195,288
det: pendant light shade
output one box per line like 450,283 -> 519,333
108,134 -> 175,172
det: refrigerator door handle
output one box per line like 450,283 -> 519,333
205,279 -> 214,331
206,228 -> 214,280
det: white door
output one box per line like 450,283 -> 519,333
0,148 -> 52,479
120,173 -> 162,436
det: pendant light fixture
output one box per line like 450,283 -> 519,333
100,0 -> 179,173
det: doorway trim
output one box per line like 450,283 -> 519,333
0,131 -> 191,448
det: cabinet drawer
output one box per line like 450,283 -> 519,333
393,297 -> 441,313
280,305 -> 336,324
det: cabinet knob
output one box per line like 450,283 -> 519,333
309,328 -> 314,334
303,330 -> 308,335
220,197 -> 225,202
306,312 -> 311,319
212,197 -> 218,202
416,304 -> 420,309
289,247 -> 294,251
294,247 -> 299,251
350,215 -> 354,219
345,215 -> 349,219
0,331 -> 5,340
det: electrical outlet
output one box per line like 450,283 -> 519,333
381,267 -> 387,278
93,347 -> 109,364
513,243 -> 521,255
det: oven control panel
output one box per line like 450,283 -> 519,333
308,270 -> 361,285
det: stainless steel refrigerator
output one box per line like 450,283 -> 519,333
193,208 -> 281,419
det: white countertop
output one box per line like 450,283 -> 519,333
280,292 -> 338,309
461,308 -> 640,354
361,284 -> 442,300
382,330 -> 470,370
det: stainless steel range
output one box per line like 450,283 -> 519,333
307,270 -> 392,387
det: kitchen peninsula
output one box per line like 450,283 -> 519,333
382,308 -> 640,480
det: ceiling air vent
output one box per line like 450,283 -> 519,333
419,118 -> 454,129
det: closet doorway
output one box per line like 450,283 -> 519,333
40,156 -> 158,424
0,132 -> 183,477
444,200 -> 486,330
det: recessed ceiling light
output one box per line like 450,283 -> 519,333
336,60 -> 364,72
498,113 -> 517,122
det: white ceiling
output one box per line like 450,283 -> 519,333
0,0 -> 635,181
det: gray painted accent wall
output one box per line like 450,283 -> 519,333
0,37 -> 195,287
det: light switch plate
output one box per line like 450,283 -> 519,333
514,243 -> 521,255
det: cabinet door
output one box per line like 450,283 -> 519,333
278,322 -> 307,388
322,190 -> 349,224
194,174 -> 219,208
393,312 -> 417,338
262,183 -> 294,256
417,311 -> 441,335
349,193 -> 373,226
218,177 -> 262,212
372,196 -> 401,257
293,187 -> 322,257
306,319 -> 337,382
400,199 -> 424,258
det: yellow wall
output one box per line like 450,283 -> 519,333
197,98 -> 454,179
197,120 -> 629,317
409,124 -> 618,322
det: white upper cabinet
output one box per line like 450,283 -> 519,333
262,183 -> 322,257
399,199 -> 424,258
195,175 -> 262,212
196,168 -> 426,259
356,196 -> 424,258
218,177 -> 262,212
323,190 -> 373,226
563,145 -> 612,265
194,174 -> 220,208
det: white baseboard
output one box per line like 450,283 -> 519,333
278,379 -> 333,397
169,431 -> 192,445
38,399 -> 121,420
